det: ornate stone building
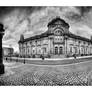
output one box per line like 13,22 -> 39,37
18,17 -> 92,58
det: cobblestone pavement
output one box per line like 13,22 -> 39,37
0,61 -> 92,86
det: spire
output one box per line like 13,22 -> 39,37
20,34 -> 24,42
56,16 -> 60,18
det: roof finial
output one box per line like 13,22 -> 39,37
56,16 -> 60,18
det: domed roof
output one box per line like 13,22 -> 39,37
47,16 -> 69,28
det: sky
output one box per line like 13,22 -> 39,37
1,6 -> 92,52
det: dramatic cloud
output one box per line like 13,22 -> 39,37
1,6 -> 92,52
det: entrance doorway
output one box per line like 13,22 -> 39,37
55,47 -> 58,55
55,46 -> 63,55
59,47 -> 63,54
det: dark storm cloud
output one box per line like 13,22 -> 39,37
0,6 -> 91,21
0,6 -> 45,19
0,6 -> 46,33
0,7 -> 13,16
64,6 -> 92,22
0,6 -> 91,23
65,11 -> 81,22
76,6 -> 92,16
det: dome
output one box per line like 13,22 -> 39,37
47,16 -> 69,28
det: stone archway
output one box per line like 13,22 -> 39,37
59,46 -> 63,54
55,46 -> 58,55
0,23 -> 5,74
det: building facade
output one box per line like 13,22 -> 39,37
3,47 -> 14,56
18,17 -> 92,58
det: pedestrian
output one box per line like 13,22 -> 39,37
41,55 -> 44,60
73,54 -> 76,59
42,55 -> 44,60
24,56 -> 25,64
6,57 -> 7,61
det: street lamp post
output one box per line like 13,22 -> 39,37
9,44 -> 12,62
24,55 -> 25,64
0,23 -> 5,74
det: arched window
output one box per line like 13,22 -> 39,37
79,48 -> 80,54
81,47 -> 83,54
43,47 -> 46,53
55,47 -> 58,55
59,47 -> 63,54
70,47 -> 72,53
75,47 -> 77,54
32,50 -> 35,54
54,30 -> 62,35
28,48 -> 29,54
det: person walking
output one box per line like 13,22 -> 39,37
41,54 -> 44,60
6,57 -> 7,61
73,54 -> 76,59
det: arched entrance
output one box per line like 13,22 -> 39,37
59,47 -> 63,54
55,46 -> 63,55
55,47 -> 58,55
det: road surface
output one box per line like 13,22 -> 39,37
4,56 -> 92,65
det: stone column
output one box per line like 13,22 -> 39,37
0,23 -> 5,74
64,36 -> 68,55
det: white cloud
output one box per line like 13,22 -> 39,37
70,24 -> 92,38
